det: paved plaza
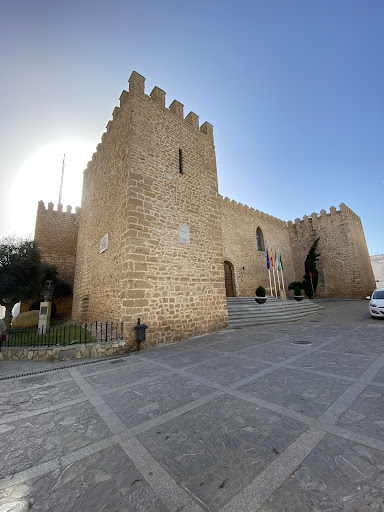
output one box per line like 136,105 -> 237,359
0,299 -> 384,511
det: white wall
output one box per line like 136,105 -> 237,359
371,254 -> 384,289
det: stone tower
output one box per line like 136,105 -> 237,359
72,71 -> 229,345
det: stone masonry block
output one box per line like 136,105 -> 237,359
185,111 -> 199,129
169,100 -> 184,118
150,86 -> 166,107
129,71 -> 145,94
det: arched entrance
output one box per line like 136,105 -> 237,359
224,261 -> 235,297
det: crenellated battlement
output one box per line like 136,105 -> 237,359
219,195 -> 287,227
127,71 -> 213,137
37,200 -> 80,216
288,203 -> 361,228
85,71 -> 215,172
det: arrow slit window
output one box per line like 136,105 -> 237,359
256,227 -> 264,251
179,149 -> 183,174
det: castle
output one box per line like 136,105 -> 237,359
34,71 -> 375,347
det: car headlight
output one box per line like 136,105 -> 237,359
370,303 -> 377,307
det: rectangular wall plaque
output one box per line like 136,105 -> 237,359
100,234 -> 109,253
179,224 -> 190,244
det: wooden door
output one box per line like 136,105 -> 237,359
224,261 -> 235,297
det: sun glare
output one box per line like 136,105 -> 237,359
9,141 -> 95,238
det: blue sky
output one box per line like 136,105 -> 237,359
1,0 -> 383,254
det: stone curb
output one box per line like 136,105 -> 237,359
0,339 -> 129,361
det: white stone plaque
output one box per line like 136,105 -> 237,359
179,224 -> 190,244
100,234 -> 109,253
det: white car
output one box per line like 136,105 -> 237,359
367,288 -> 384,318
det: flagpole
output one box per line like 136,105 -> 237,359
276,266 -> 281,294
268,268 -> 272,296
275,249 -> 281,294
279,249 -> 286,293
266,249 -> 272,296
273,265 -> 277,297
58,154 -> 65,205
271,248 -> 277,297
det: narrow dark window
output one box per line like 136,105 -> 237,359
256,227 -> 264,251
179,149 -> 183,174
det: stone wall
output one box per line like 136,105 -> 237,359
370,254 -> 384,289
72,71 -> 228,347
288,203 -> 375,298
0,339 -> 129,361
34,201 -> 79,286
220,199 -> 374,299
34,201 -> 79,316
220,197 -> 296,296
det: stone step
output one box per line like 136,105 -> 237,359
228,305 -> 320,316
226,296 -> 322,327
227,301 -> 316,310
227,296 -> 281,302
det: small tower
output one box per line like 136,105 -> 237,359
72,71 -> 228,345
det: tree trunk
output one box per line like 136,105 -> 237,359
4,301 -> 17,329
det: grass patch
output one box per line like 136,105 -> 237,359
5,324 -> 94,347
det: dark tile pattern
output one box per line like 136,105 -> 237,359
0,445 -> 166,512
337,385 -> 384,441
139,395 -> 307,511
1,300 -> 384,511
0,380 -> 84,418
290,351 -> 375,378
105,374 -> 216,429
257,435 -> 384,512
237,368 -> 350,418
0,402 -> 110,479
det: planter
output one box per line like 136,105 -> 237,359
294,295 -> 304,301
255,297 -> 267,304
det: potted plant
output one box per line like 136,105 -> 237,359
293,285 -> 304,301
255,286 -> 267,304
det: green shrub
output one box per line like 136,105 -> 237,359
294,286 -> 302,296
255,286 -> 266,297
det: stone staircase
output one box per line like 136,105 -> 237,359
227,296 -> 323,328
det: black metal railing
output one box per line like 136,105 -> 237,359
1,321 -> 124,348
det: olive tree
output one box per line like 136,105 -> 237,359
0,237 -> 43,327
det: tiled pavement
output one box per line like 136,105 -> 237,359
0,299 -> 384,511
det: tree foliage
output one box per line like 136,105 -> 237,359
288,237 -> 321,298
303,237 -> 321,297
0,237 -> 73,326
0,238 -> 43,326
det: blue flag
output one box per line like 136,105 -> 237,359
267,249 -> 270,269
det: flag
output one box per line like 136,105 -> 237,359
266,249 -> 270,269
279,251 -> 284,271
275,249 -> 279,270
270,248 -> 275,268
